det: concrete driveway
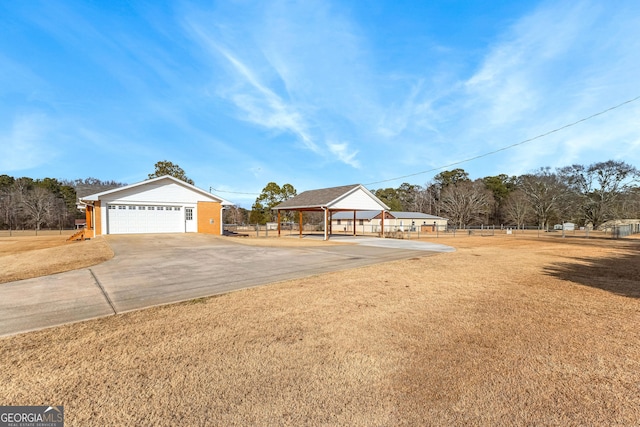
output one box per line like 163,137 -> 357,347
0,234 -> 453,337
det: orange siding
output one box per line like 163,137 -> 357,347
85,205 -> 93,231
83,205 -> 92,240
95,201 -> 102,236
197,201 -> 222,235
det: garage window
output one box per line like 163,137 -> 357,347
149,206 -> 155,210
158,206 -> 164,211
118,205 -> 126,210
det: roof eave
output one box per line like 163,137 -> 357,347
79,175 -> 233,205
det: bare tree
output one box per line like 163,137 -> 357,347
439,180 -> 493,228
413,184 -> 434,214
503,190 -> 531,230
21,187 -> 56,231
417,181 -> 446,216
619,187 -> 640,219
66,177 -> 125,199
560,160 -> 639,228
223,206 -> 248,225
520,168 -> 568,230
0,189 -> 19,231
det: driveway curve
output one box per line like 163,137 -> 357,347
0,234 -> 453,336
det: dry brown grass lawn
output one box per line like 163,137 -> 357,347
1,234 -> 639,426
0,235 -> 114,283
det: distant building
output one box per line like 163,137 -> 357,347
553,222 -> 575,231
331,211 -> 448,233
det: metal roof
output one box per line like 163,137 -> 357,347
390,212 -> 447,220
332,211 -> 447,220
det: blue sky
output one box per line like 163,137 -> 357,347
1,1 -> 639,207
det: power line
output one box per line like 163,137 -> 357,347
364,95 -> 640,186
210,186 -> 260,195
210,95 -> 640,194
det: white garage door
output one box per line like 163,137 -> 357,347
107,204 -> 185,234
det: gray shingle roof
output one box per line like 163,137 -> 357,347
274,184 -> 361,210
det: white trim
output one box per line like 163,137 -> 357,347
80,175 -> 233,205
328,185 -> 389,210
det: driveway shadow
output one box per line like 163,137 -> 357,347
543,246 -> 640,298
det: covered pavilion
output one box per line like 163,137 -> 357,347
273,184 -> 390,240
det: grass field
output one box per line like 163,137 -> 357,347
1,233 -> 639,425
0,232 -> 113,284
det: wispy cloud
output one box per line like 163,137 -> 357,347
3,0 -> 639,191
327,141 -> 360,169
184,20 -> 320,153
450,0 -> 640,176
182,1 -> 371,169
463,2 -> 596,127
0,114 -> 56,171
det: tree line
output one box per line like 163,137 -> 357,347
0,176 -> 124,231
373,160 -> 639,229
3,159 -> 637,231
242,160 -> 639,229
0,161 -> 184,232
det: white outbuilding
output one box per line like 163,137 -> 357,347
79,175 -> 233,237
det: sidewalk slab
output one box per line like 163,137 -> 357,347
0,269 -> 114,336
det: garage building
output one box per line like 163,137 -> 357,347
79,175 -> 233,237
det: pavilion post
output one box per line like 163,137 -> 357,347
299,211 -> 303,238
323,208 -> 328,241
277,210 -> 281,237
330,211 -> 334,236
381,210 -> 385,238
353,210 -> 356,236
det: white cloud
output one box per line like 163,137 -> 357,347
259,0 -> 377,122
327,141 -> 360,169
449,0 -> 640,177
182,4 -> 381,169
463,2 -> 596,127
184,21 -> 320,153
0,114 -> 56,172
